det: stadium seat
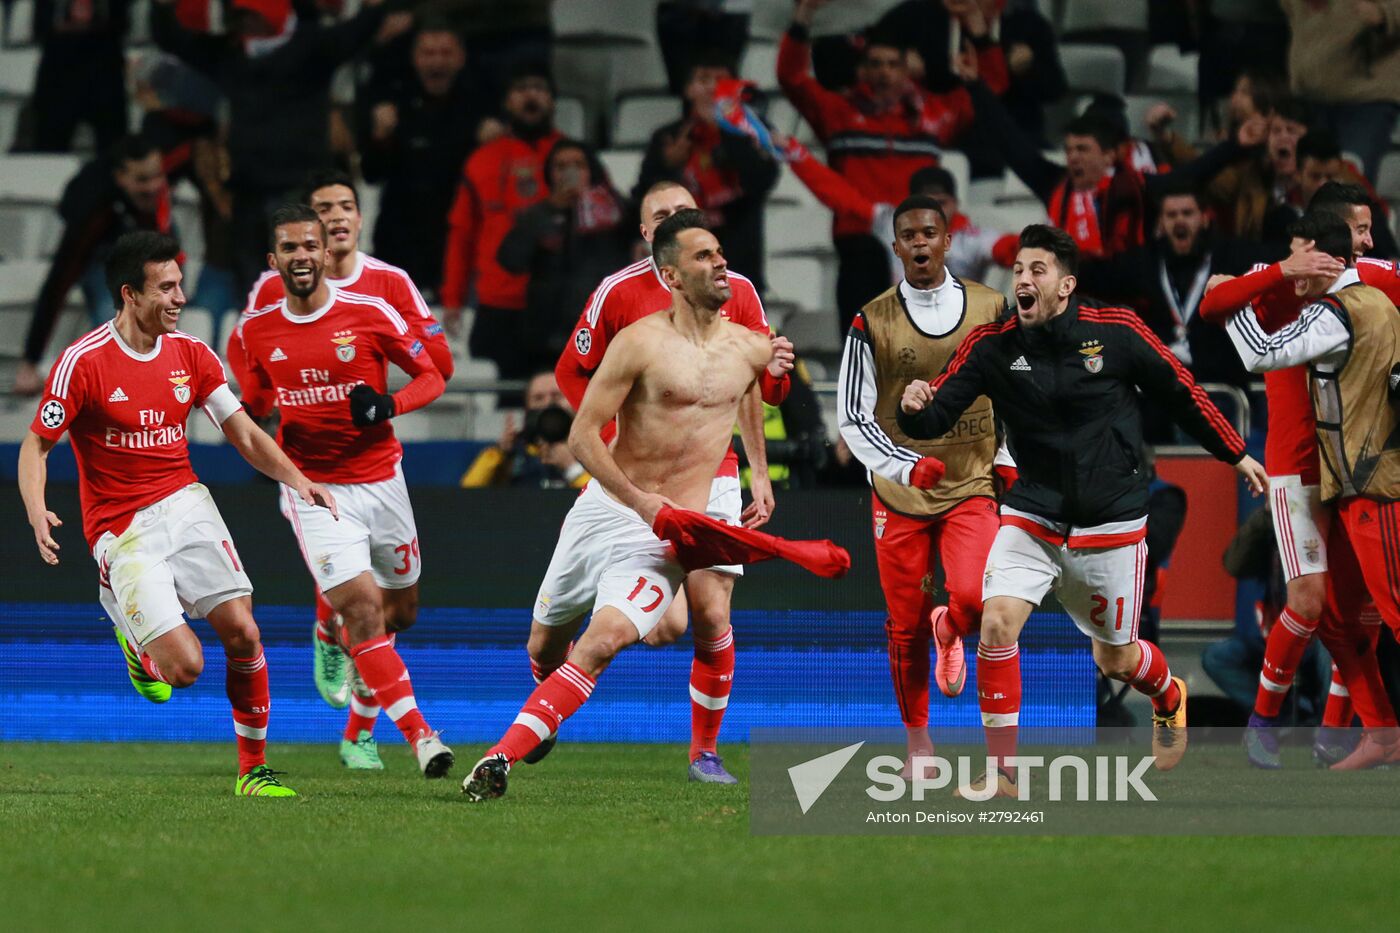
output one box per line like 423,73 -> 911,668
1059,44 -> 1127,97
612,93 -> 681,148
555,96 -> 589,142
552,0 -> 653,45
1146,45 -> 1198,93
0,154 -> 77,260
740,40 -> 780,91
0,44 -> 37,95
770,162 -> 823,209
1059,0 -> 1147,35
3,0 -> 34,45
177,307 -> 214,347
599,149 -> 644,193
776,303 -> 842,354
936,150 -> 971,209
765,203 -> 835,256
767,256 -> 829,312
1378,152 -> 1400,203
1121,93 -> 1199,142
605,43 -> 670,98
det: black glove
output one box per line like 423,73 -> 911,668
349,384 -> 395,426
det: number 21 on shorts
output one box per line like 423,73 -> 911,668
627,576 -> 664,613
1090,594 -> 1126,630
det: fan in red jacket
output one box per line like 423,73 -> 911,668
440,63 -> 562,381
549,185 -> 794,782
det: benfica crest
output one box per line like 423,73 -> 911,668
1079,342 -> 1104,374
332,331 -> 357,362
169,371 -> 191,403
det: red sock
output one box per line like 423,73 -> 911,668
1330,641 -> 1398,728
1128,640 -> 1180,714
690,627 -> 735,761
489,662 -> 595,764
343,634 -> 390,740
1254,607 -> 1318,717
349,635 -> 430,744
140,651 -> 168,684
1322,663 -> 1354,728
976,642 -> 1020,771
530,641 -> 574,684
887,621 -> 930,729
227,649 -> 269,774
314,589 -> 336,645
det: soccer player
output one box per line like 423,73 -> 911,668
228,170 -> 453,769
898,225 -> 1265,796
1199,183 -> 1400,768
17,231 -> 337,797
238,204 -> 453,778
836,194 -> 1009,775
1222,210 -> 1400,770
462,210 -> 773,801
551,181 -> 795,783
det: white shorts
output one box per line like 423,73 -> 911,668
701,473 -> 744,577
280,465 -> 420,592
982,524 -> 1148,646
94,484 -> 253,650
1270,475 -> 1328,582
533,481 -> 687,638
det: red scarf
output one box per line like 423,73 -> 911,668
653,507 -> 851,579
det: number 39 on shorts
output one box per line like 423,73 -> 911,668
393,537 -> 420,576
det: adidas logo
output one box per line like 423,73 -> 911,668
269,347 -> 288,362
108,387 -> 129,402
1010,355 -> 1032,372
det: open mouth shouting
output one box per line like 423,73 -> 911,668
328,223 -> 352,244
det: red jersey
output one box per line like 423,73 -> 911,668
440,131 -> 563,310
31,322 -> 237,548
237,287 -> 444,484
1200,258 -> 1400,483
555,258 -> 786,478
228,252 -> 452,416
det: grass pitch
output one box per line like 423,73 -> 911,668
0,742 -> 1396,932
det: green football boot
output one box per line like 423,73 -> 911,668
235,765 -> 298,797
340,730 -> 384,770
114,627 -> 171,703
313,617 -> 350,709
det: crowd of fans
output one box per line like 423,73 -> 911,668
7,0 -> 1400,485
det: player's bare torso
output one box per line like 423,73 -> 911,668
609,312 -> 769,511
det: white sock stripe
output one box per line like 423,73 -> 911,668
558,664 -> 595,697
694,629 -> 735,652
1278,610 -> 1317,639
1330,682 -> 1351,697
1133,642 -> 1154,682
384,696 -> 418,721
513,711 -> 555,741
233,722 -> 268,740
350,696 -> 380,717
689,684 -> 731,710
227,657 -> 267,673
977,644 -> 1019,660
1259,674 -> 1291,693
1149,675 -> 1173,698
981,711 -> 1019,728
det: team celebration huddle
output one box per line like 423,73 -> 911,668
18,162 -> 1400,802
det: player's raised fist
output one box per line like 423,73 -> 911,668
901,379 -> 934,414
767,335 -> 796,378
349,384 -> 396,426
909,456 -> 947,490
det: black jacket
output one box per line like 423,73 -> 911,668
896,298 -> 1246,528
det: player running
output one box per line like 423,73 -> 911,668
1222,210 -> 1400,770
1200,183 -> 1400,769
837,194 -> 1011,775
463,211 -> 776,801
898,225 -> 1265,796
228,171 -> 454,769
549,180 -> 794,783
18,231 -> 337,797
237,204 -> 453,778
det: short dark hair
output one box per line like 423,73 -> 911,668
892,194 -> 948,234
1018,224 -> 1079,276
908,165 -> 955,198
1271,95 -> 1313,127
1296,129 -> 1341,167
108,134 -> 160,169
302,169 -> 358,208
1239,68 -> 1286,115
652,208 -> 709,269
414,16 -> 462,41
268,203 -> 325,250
1063,114 -> 1121,151
1286,211 -> 1353,262
1155,174 -> 1202,208
1082,94 -> 1130,142
1309,180 -> 1372,217
505,60 -> 555,98
687,47 -> 736,81
105,231 -> 181,310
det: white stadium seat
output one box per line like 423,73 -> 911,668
1377,152 -> 1400,203
599,149 -> 644,194
1121,93 -> 1199,142
1060,44 -> 1127,97
612,94 -> 681,148
555,96 -> 588,142
1146,46 -> 1198,93
1060,0 -> 1146,35
766,256 -> 829,312
176,307 -> 214,347
740,40 -> 780,91
777,304 -> 843,354
4,0 -> 35,45
552,0 -> 653,45
765,203 -> 835,257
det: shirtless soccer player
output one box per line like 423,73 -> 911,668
18,231 -> 337,797
552,180 -> 795,783
462,210 -> 772,801
238,205 -> 453,778
230,171 -> 454,769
